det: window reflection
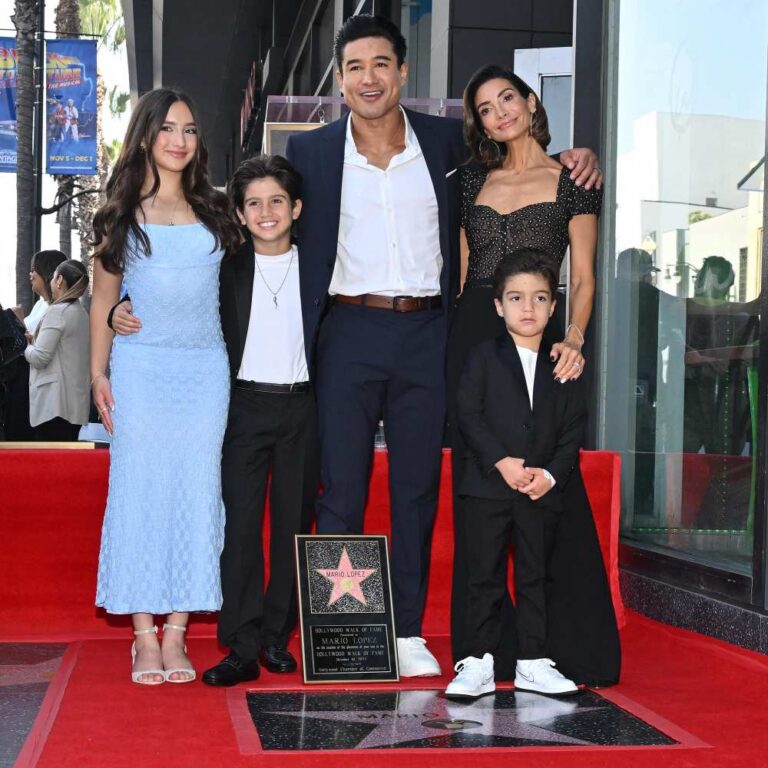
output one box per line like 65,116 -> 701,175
605,0 -> 766,577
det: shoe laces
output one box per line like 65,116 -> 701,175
453,656 -> 482,675
402,636 -> 427,648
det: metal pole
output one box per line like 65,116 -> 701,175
32,0 -> 44,254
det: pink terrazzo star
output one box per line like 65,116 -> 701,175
316,547 -> 377,607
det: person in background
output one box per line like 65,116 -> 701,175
16,250 -> 69,334
24,259 -> 90,441
5,250 -> 67,440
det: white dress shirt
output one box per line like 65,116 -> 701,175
516,344 -> 556,488
329,107 -> 442,298
237,245 -> 308,385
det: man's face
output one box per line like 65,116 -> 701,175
336,36 -> 407,121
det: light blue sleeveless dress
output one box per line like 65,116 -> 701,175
96,223 -> 229,614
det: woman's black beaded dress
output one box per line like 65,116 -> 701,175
448,163 -> 621,685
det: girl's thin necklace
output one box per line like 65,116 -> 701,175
254,248 -> 294,309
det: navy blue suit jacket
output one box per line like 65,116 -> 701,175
286,108 -> 468,369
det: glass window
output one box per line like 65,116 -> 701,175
602,0 -> 767,580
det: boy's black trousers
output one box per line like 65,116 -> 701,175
218,384 -> 319,662
461,495 -> 559,661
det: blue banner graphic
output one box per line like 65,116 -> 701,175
46,39 -> 97,175
0,38 -> 18,173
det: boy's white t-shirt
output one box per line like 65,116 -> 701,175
237,245 -> 308,385
515,343 -> 556,488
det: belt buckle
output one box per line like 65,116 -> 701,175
393,295 -> 412,312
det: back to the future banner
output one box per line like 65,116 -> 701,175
46,39 -> 97,176
0,39 -> 18,173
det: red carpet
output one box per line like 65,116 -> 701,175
6,449 -> 768,765
19,615 -> 768,767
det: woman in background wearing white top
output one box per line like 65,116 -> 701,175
24,259 -> 90,441
20,250 -> 68,334
5,250 -> 67,440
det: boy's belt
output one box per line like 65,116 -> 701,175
333,293 -> 442,312
234,379 -> 311,394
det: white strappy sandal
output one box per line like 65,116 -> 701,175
131,625 -> 164,685
162,623 -> 196,683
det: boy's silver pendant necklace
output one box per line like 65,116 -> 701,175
254,249 -> 294,309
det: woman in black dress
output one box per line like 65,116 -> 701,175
448,64 -> 620,686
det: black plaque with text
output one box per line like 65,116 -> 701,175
295,535 -> 399,683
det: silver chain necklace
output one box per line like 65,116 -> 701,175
253,248 -> 295,309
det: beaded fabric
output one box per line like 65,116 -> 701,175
460,164 -> 603,284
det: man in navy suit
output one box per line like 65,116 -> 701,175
286,14 -> 600,677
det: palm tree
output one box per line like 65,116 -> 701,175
12,1 -> 39,314
76,0 -> 126,270
54,0 -> 81,258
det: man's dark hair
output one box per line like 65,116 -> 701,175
228,154 -> 302,212
333,14 -> 407,70
493,248 -> 559,300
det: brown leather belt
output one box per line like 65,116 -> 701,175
333,293 -> 442,312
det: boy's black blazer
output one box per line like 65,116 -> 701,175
219,238 -> 257,380
286,108 -> 467,366
456,332 -> 587,508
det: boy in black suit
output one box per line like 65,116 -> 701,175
446,248 -> 584,699
201,156 -> 320,686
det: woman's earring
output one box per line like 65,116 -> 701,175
529,111 -> 536,137
479,135 -> 502,165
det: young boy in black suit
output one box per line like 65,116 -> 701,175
446,248 -> 585,699
203,156 -> 319,686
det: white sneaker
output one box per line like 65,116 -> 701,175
514,658 -> 578,696
445,654 -> 495,699
396,637 -> 441,677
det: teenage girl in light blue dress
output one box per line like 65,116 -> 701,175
90,88 -> 240,685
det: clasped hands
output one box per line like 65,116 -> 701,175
495,457 -> 551,501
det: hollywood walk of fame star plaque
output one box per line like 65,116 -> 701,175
295,535 -> 398,683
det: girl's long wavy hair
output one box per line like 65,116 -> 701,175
463,65 -> 551,170
92,88 -> 240,273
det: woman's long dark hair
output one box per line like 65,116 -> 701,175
463,64 -> 551,170
31,249 -> 67,301
93,88 -> 240,273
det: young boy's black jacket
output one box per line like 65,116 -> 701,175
456,331 -> 586,509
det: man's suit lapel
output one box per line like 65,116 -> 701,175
320,114 -> 347,269
234,240 -> 255,366
496,334 -> 531,414
406,108 -> 450,264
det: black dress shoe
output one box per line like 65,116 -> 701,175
201,654 -> 260,686
260,645 -> 297,673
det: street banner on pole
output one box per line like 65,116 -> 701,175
46,39 -> 97,175
0,39 -> 18,173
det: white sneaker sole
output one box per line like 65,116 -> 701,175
445,682 -> 496,700
514,680 -> 580,697
399,666 -> 442,678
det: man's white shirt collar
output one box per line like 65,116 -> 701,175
344,105 -> 421,166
